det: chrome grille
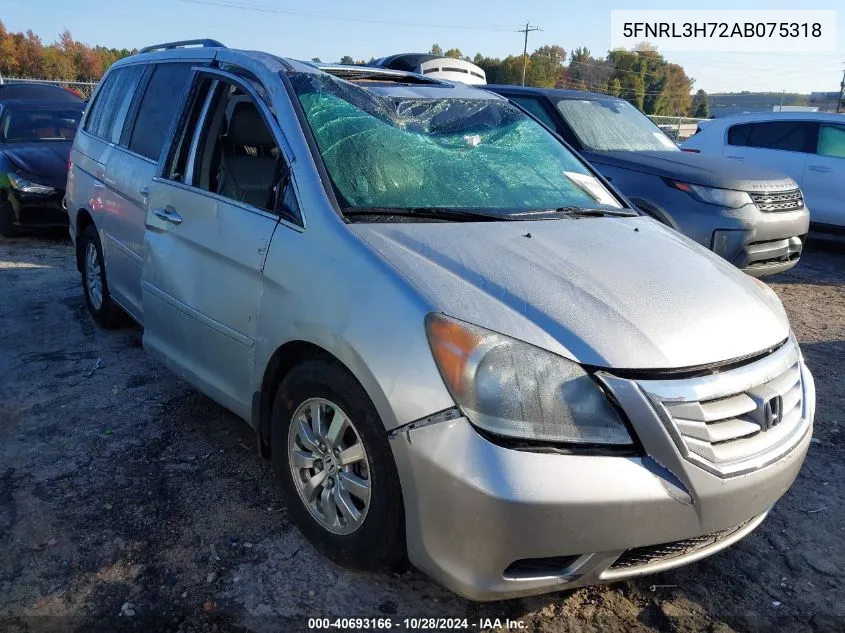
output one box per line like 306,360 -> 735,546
749,189 -> 804,212
637,341 -> 809,477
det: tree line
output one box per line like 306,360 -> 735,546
0,22 -> 133,82
425,43 -> 709,117
0,22 -> 710,117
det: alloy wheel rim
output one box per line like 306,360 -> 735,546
85,243 -> 103,310
288,398 -> 371,535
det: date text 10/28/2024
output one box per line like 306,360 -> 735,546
308,618 -> 527,630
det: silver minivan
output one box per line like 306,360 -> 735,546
66,41 -> 815,601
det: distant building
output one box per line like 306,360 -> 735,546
808,91 -> 841,111
374,54 -> 487,85
707,92 -> 837,118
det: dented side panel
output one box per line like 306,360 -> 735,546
142,178 -> 279,420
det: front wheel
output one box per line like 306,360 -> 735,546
271,359 -> 405,569
80,225 -> 124,329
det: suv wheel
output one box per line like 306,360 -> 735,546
80,225 -> 124,328
271,359 -> 405,569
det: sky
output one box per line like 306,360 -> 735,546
3,0 -> 844,94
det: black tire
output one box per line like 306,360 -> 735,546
0,202 -> 19,238
80,225 -> 124,329
271,359 -> 405,570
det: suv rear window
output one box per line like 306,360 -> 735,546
128,62 -> 195,160
727,121 -> 815,153
85,65 -> 145,143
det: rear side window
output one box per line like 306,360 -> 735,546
128,62 -> 195,160
727,121 -> 815,153
818,124 -> 845,158
509,96 -> 558,131
84,65 -> 145,143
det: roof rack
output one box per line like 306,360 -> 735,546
139,39 -> 225,54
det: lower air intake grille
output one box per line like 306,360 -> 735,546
610,522 -> 749,570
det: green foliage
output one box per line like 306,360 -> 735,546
0,22 -> 132,80
339,55 -> 355,65
692,89 -> 710,118
430,44 -> 443,56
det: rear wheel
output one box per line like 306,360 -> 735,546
0,202 -> 19,238
271,359 -> 405,569
80,225 -> 124,329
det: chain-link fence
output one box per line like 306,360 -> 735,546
0,77 -> 99,100
647,115 -> 709,142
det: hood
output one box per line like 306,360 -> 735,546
351,216 -> 789,370
583,149 -> 797,192
1,142 -> 72,190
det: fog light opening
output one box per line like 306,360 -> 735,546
503,555 -> 581,580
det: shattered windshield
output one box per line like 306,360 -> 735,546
555,99 -> 679,153
289,73 -> 623,218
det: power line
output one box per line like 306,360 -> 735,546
178,0 -> 515,31
516,22 -> 541,86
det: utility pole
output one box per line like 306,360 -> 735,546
837,69 -> 845,113
517,22 -> 541,86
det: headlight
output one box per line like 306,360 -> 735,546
425,313 -> 633,445
8,173 -> 55,195
670,180 -> 752,208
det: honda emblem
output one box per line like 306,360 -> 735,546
762,395 -> 783,431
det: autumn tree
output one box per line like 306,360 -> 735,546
692,89 -> 710,117
526,45 -> 566,88
0,21 -> 132,81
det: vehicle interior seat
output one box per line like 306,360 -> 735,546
216,101 -> 278,209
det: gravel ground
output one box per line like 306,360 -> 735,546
0,233 -> 843,633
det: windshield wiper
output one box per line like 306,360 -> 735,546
529,206 -> 638,218
343,207 -> 507,222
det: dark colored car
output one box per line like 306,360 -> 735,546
0,98 -> 85,236
0,83 -> 85,102
485,85 -> 810,277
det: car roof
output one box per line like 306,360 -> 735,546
111,44 -> 504,102
485,84 -> 621,102
0,99 -> 85,109
703,111 -> 845,126
0,83 -> 84,103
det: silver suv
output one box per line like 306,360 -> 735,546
66,41 -> 815,601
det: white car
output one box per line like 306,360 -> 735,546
683,113 -> 845,231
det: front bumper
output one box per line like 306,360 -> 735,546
648,187 -> 810,277
391,358 -> 814,601
4,189 -> 68,229
709,204 -> 809,277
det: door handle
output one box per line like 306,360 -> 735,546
139,185 -> 150,197
808,165 -> 832,173
152,207 -> 183,225
726,155 -> 744,160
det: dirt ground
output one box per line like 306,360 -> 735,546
0,232 -> 842,633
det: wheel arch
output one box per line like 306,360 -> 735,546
254,339 -> 391,460
75,209 -> 95,272
629,197 -> 681,231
